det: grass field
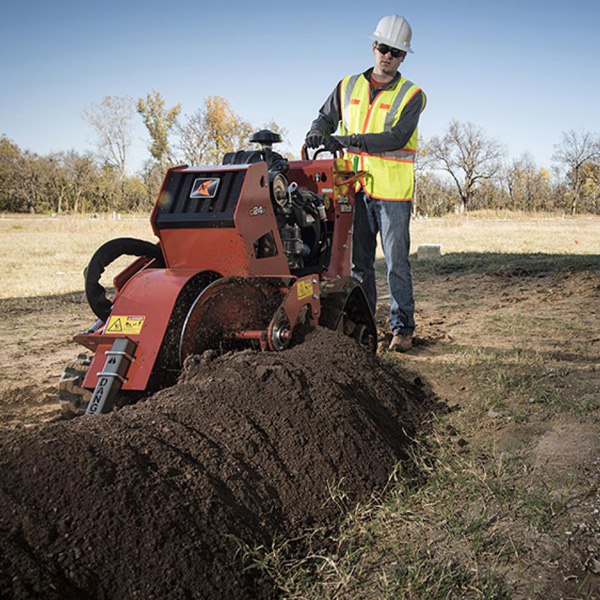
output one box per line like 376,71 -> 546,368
410,211 -> 599,255
0,214 -> 153,298
1,212 -> 598,299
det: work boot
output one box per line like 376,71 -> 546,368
389,332 -> 413,352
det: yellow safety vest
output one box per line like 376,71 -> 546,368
339,73 -> 425,201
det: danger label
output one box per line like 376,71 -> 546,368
297,280 -> 314,301
105,315 -> 145,335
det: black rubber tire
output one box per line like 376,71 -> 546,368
58,353 -> 93,414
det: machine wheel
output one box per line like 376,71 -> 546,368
59,353 -> 143,415
268,310 -> 292,352
352,324 -> 376,353
320,278 -> 377,353
58,353 -> 93,414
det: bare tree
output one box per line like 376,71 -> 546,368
137,91 -> 181,169
82,96 -> 135,176
414,134 -> 435,173
552,130 -> 600,215
259,119 -> 297,159
413,135 -> 435,215
176,109 -> 208,166
429,120 -> 504,212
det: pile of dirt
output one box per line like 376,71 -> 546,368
0,329 -> 431,600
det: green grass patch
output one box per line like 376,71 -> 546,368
484,313 -> 581,337
234,433 -> 579,599
436,345 -> 595,420
376,551 -> 510,599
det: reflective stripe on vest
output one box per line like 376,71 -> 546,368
339,73 -> 425,201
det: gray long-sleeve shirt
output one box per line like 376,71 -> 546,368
308,67 -> 425,154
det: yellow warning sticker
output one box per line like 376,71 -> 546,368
105,316 -> 145,335
297,280 -> 314,301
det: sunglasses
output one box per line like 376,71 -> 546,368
375,43 -> 406,59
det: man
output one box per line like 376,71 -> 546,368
305,14 -> 426,352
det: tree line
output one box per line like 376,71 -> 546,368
1,92 -> 599,215
417,122 -> 600,216
0,93 -> 286,214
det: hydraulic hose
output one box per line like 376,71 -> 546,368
84,237 -> 163,322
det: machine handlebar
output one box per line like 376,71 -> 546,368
300,144 -> 343,161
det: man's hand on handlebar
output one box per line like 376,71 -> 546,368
305,132 -> 324,149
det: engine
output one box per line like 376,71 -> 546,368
223,130 -> 329,272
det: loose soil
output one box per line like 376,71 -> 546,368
1,251 -> 599,599
0,329 -> 431,599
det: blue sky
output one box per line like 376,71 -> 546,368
1,0 -> 599,173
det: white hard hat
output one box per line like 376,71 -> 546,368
368,14 -> 414,54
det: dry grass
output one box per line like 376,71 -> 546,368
2,212 -> 598,300
0,214 -> 154,299
409,213 -> 599,256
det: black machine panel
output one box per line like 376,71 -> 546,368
154,169 -> 246,229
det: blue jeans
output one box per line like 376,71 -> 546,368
351,191 -> 415,334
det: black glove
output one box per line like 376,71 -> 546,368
305,132 -> 324,148
322,136 -> 344,154
331,134 -> 364,149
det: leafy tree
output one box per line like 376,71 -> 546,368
469,178 -> 508,211
44,153 -> 71,213
121,175 -> 150,212
504,153 -> 552,212
429,120 -> 504,212
176,96 -> 253,165
0,137 -> 149,214
63,151 -> 99,213
579,161 -> 600,214
535,168 -> 554,212
0,135 -> 26,211
20,153 -> 51,213
176,98 -> 294,165
414,170 -> 455,216
82,96 -> 135,176
137,91 -> 181,168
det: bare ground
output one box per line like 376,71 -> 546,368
375,253 -> 600,599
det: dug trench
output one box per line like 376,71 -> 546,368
0,328 -> 434,600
